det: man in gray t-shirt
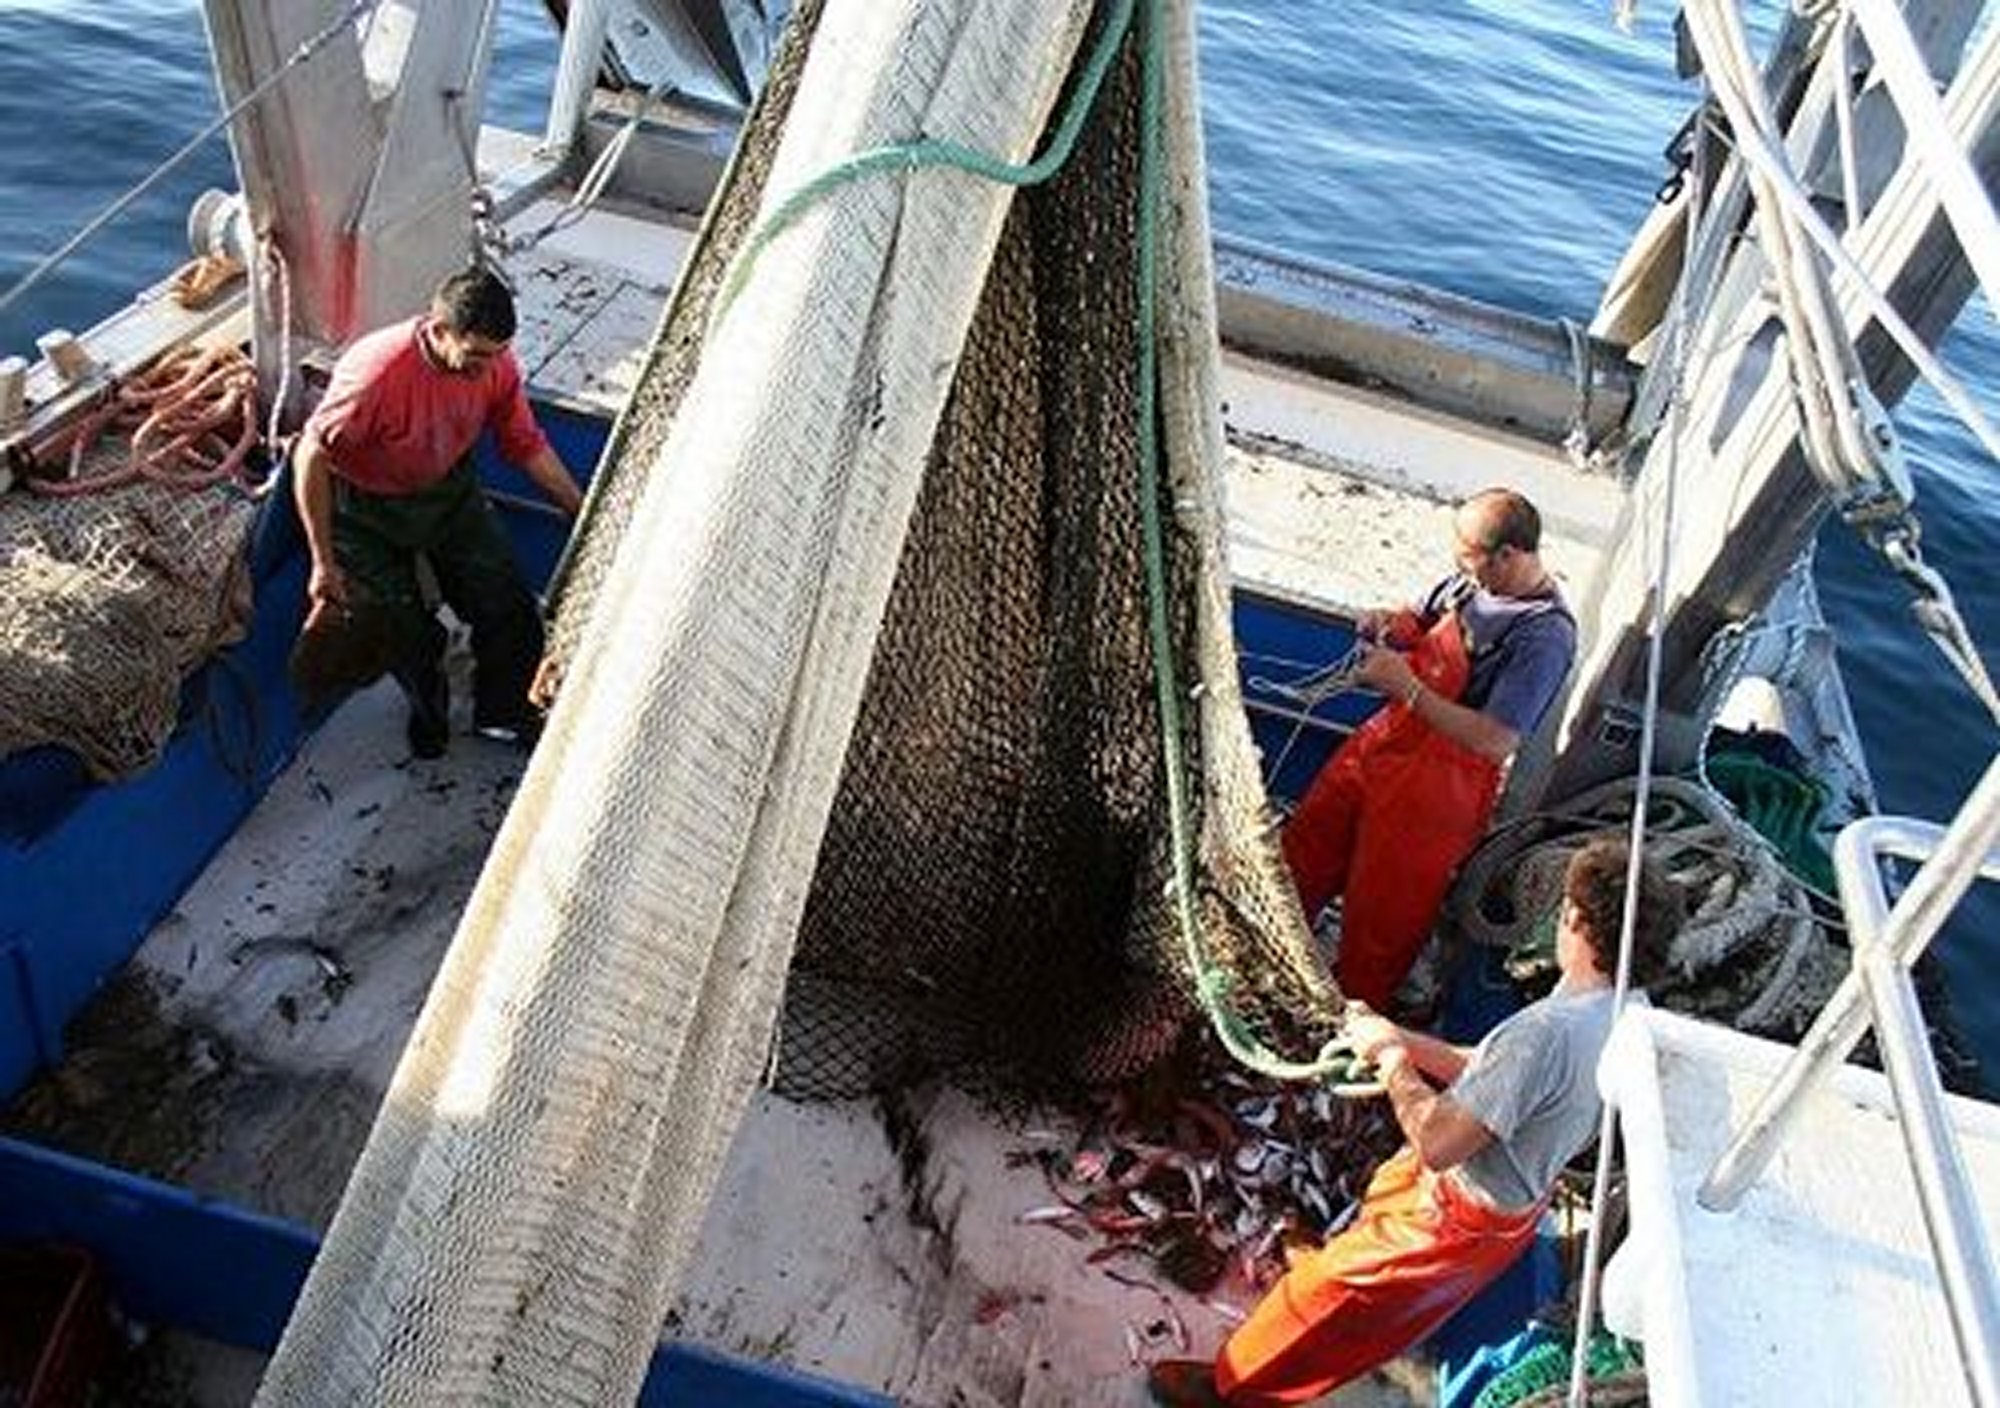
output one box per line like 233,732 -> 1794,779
1449,982 -> 1642,1209
1149,839 -> 1683,1408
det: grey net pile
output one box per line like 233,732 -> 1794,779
0,469 -> 256,778
547,2 -> 1343,1098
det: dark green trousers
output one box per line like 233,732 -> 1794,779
334,461 -> 542,729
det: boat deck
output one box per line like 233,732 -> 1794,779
4,675 -> 1417,1407
1604,1008 -> 2000,1408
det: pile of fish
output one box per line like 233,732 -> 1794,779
1011,1054 -> 1400,1326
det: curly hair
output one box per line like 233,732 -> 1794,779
1563,838 -> 1683,988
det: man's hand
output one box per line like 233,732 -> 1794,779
307,558 -> 347,611
1346,1010 -> 1414,1079
528,653 -> 564,711
303,560 -> 347,638
1345,1009 -> 1404,1059
1357,644 -> 1420,702
1356,607 -> 1420,647
1370,1041 -> 1413,1079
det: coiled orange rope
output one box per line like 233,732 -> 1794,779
28,344 -> 260,497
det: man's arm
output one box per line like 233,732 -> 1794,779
1356,645 -> 1520,761
292,430 -> 345,615
1348,1011 -> 1492,1170
487,361 -> 583,517
1376,1049 -> 1495,1171
516,444 -> 583,517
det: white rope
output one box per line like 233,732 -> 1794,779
1245,641 -> 1367,709
1830,11 -> 1864,236
509,83 -> 672,256
1686,0 -> 1877,499
1566,69 -> 1717,1406
258,233 -> 294,483
1559,315 -> 1598,468
1250,640 -> 1367,790
0,0 -> 381,324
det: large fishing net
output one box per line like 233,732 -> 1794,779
260,3 -> 1340,1402
544,0 -> 1339,1097
0,351 -> 260,778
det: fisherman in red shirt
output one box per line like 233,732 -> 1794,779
292,267 -> 583,757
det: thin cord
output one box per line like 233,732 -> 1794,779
260,233 -> 294,478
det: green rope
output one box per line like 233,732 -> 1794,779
710,0 -> 1135,329
1472,1328 -> 1644,1407
1130,0 -> 1360,1086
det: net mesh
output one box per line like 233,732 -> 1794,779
0,462 -> 256,778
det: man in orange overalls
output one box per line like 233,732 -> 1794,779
1148,839 -> 1685,1406
1282,488 -> 1576,1012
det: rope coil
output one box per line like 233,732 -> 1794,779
25,345 -> 262,498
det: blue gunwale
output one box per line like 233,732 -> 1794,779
0,1134 -> 891,1406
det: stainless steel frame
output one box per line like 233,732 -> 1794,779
1698,753 -> 2000,1408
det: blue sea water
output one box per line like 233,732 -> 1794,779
1,1 -> 1995,1074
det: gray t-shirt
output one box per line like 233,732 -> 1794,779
1448,986 -> 1638,1210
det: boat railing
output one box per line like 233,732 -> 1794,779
1696,752 -> 2000,1408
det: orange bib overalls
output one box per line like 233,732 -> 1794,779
1280,607 -> 1502,1010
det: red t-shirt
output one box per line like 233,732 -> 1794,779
307,316 -> 551,495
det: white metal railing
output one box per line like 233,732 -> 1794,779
1698,752 -> 2000,1408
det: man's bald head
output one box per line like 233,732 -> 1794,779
1457,488 -> 1543,556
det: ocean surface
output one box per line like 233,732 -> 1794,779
1,0 -> 1995,1074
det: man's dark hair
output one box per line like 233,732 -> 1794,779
1465,487 -> 1542,554
1563,838 -> 1683,988
432,267 -> 517,342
